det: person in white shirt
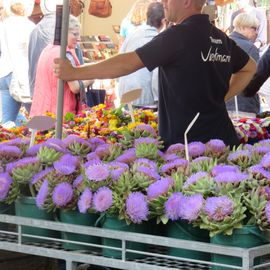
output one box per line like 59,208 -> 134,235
0,1 -> 34,126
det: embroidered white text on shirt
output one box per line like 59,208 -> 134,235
210,36 -> 222,44
201,47 -> 231,63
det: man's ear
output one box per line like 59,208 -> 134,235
183,0 -> 193,8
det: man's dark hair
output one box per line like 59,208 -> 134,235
146,2 -> 165,29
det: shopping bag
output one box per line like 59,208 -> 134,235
88,0 -> 112,18
86,86 -> 106,107
9,73 -> 32,103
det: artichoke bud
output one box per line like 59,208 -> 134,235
135,143 -> 158,160
4,181 -> 20,204
67,142 -> 92,157
12,162 -> 42,184
103,144 -> 123,162
38,147 -> 62,165
183,177 -> 214,196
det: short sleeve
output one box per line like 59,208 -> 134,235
136,27 -> 184,72
230,40 -> 250,73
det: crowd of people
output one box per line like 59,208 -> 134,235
0,0 -> 86,127
1,0 -> 270,149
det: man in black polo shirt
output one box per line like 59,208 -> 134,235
54,0 -> 256,149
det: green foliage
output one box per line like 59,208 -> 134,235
37,146 -> 62,165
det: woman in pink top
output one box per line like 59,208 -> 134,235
30,15 -> 91,117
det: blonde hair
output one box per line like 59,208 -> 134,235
233,13 -> 259,29
10,2 -> 25,16
69,14 -> 80,31
127,0 -> 155,26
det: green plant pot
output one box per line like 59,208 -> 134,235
166,220 -> 210,261
15,197 -> 59,242
101,215 -> 148,259
59,210 -> 100,251
211,225 -> 267,270
0,203 -> 15,230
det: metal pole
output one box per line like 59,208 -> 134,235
55,0 -> 70,139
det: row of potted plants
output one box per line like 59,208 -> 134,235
1,124 -> 270,234
1,122 -> 270,268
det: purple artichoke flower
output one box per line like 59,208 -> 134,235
214,171 -> 248,184
73,175 -> 84,188
95,144 -> 110,159
265,186 -> 270,197
248,165 -> 270,180
160,158 -> 188,175
85,163 -> 110,181
257,139 -> 270,146
183,171 -> 209,189
192,156 -> 212,164
111,168 -> 126,181
188,142 -> 206,158
108,161 -> 129,181
165,192 -> 183,221
126,192 -> 149,223
165,143 -> 185,155
53,154 -> 79,175
0,173 -> 12,200
211,165 -> 240,177
134,137 -> 159,147
78,188 -> 92,214
26,144 -> 43,156
86,152 -> 101,163
134,158 -> 157,171
54,162 -> 76,175
164,153 -> 180,162
93,187 -> 113,212
6,157 -> 39,173
206,139 -> 226,154
46,138 -> 66,149
89,137 -> 106,151
265,202 -> 270,223
227,150 -> 251,162
115,148 -> 136,164
252,146 -> 270,156
42,142 -> 67,154
243,144 -> 253,151
36,179 -> 49,209
52,182 -> 73,207
31,167 -> 54,185
204,196 -> 234,221
261,153 -> 270,170
63,135 -> 92,148
136,166 -> 160,181
147,177 -> 173,199
84,159 -> 102,167
3,138 -> 22,146
0,145 -> 22,158
179,194 -> 204,221
134,124 -> 156,136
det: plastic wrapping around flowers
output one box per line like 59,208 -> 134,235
232,117 -> 270,144
2,126 -> 270,237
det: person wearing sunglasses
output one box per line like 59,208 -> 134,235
226,13 -> 260,116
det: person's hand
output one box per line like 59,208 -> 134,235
53,58 -> 76,81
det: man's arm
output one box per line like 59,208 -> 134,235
224,57 -> 256,101
243,47 -> 270,97
54,51 -> 145,81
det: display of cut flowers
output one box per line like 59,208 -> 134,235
232,117 -> 270,144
